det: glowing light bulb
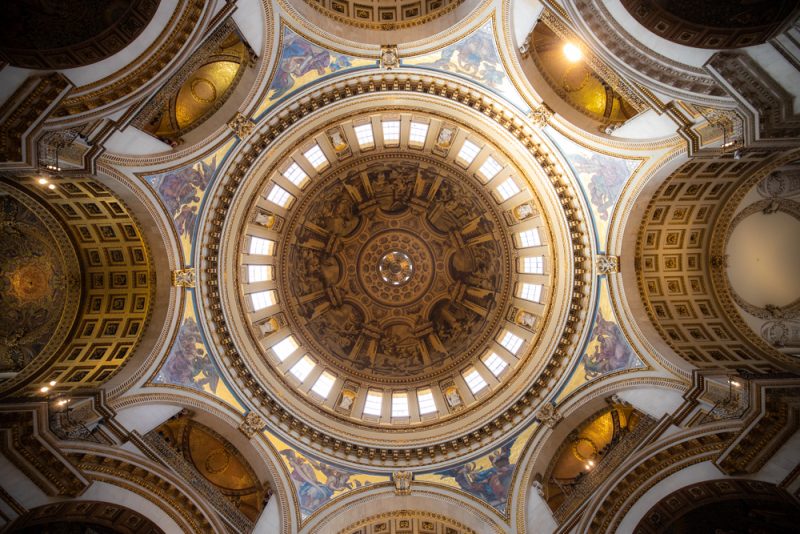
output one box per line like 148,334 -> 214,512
48,184 -> 56,190
38,178 -> 48,185
49,380 -> 57,386
563,42 -> 583,62
40,386 -> 49,393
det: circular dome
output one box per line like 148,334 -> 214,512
278,155 -> 513,383
208,85 -> 586,466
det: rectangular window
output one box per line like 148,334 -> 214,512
272,336 -> 298,361
354,123 -> 375,148
522,256 -> 544,274
477,156 -> 502,181
266,184 -> 293,207
311,371 -> 336,398
499,330 -> 524,354
417,388 -> 437,414
283,162 -> 308,186
250,290 -> 276,311
248,265 -> 272,282
289,355 -> 315,381
518,229 -> 541,248
363,390 -> 383,416
463,367 -> 488,393
457,140 -> 480,165
382,120 -> 400,146
409,122 -> 429,147
392,392 -> 409,417
483,352 -> 508,377
303,144 -> 329,170
249,237 -> 275,256
496,178 -> 521,201
520,283 -> 542,302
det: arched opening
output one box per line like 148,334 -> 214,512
635,478 -> 800,533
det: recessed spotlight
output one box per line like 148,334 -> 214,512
40,386 -> 49,393
49,380 -> 57,386
48,184 -> 56,190
38,178 -> 48,185
563,42 -> 583,62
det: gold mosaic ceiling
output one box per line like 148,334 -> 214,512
144,30 -> 249,141
529,23 -> 637,127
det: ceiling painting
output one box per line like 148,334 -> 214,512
153,290 -> 244,412
557,277 -> 643,401
416,423 -> 536,515
545,127 -> 640,248
143,139 -> 235,262
265,430 -> 390,520
402,20 -> 530,113
254,26 -> 377,118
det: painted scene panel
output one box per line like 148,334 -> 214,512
417,423 -> 536,514
153,290 -> 243,412
546,127 -> 639,247
267,432 -> 389,519
143,139 -> 235,261
255,27 -> 376,118
402,21 -> 529,113
558,277 -> 643,400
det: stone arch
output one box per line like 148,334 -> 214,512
110,392 -> 296,533
301,484 -> 505,534
0,0 -> 160,69
0,174 -> 157,398
512,379 -> 686,533
633,477 -> 800,533
631,149 -> 800,375
279,0 -> 487,47
8,496 -> 168,533
619,0 -> 800,50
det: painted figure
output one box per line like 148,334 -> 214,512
437,442 -> 515,511
583,314 -> 636,379
270,31 -> 352,99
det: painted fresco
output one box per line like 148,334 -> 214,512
402,21 -> 529,113
153,290 -> 243,412
545,127 -> 639,248
255,27 -> 376,118
266,431 -> 389,519
143,139 -> 235,261
417,423 -> 536,514
558,277 -> 643,400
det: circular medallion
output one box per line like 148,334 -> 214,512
378,250 -> 413,285
358,231 -> 433,307
190,77 -> 217,103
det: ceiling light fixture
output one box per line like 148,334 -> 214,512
563,42 -> 583,62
